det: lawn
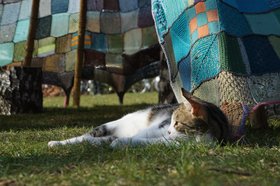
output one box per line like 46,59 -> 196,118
1,92 -> 280,186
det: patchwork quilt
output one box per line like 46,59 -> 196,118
0,0 -> 160,101
152,0 -> 280,105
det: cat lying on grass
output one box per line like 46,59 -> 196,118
48,88 -> 230,148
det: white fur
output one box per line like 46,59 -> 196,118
48,107 -> 180,148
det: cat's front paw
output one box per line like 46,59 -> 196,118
48,141 -> 61,148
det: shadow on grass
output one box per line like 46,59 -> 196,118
245,127 -> 280,147
0,104 -> 152,132
0,144 -> 120,177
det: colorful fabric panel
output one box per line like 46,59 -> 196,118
152,0 -> 280,96
71,32 -> 92,50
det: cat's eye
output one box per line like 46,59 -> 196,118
174,122 -> 179,126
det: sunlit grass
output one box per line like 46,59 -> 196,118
1,92 -> 280,185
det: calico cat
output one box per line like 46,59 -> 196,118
48,88 -> 230,148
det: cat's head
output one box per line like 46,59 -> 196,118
168,88 -> 230,143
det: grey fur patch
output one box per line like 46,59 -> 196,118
90,125 -> 111,137
158,118 -> 171,129
148,104 -> 179,123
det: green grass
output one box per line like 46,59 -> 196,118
1,92 -> 280,185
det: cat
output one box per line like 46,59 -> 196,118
48,88 -> 230,148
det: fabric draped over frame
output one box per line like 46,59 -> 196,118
0,0 -> 160,104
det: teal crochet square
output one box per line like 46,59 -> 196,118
170,12 -> 191,63
51,13 -> 70,37
178,55 -> 191,91
162,0 -> 185,28
197,13 -> 208,27
218,1 -> 251,36
0,42 -> 14,66
205,0 -> 217,11
191,30 -> 198,43
208,22 -> 219,34
187,6 -> 196,21
91,33 -> 107,53
246,12 -> 280,35
191,35 -> 220,89
13,19 -> 30,43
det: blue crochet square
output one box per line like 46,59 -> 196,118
217,1 -> 251,36
242,36 -> 280,75
197,13 -> 208,27
51,0 -> 69,14
91,33 -> 107,52
119,0 -> 138,12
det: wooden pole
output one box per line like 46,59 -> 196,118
23,0 -> 40,67
72,0 -> 87,107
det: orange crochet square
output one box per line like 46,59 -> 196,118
189,17 -> 198,33
198,25 -> 209,38
207,10 -> 219,22
195,2 -> 206,14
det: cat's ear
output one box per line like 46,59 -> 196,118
181,88 -> 205,117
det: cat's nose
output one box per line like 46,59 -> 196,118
168,130 -> 171,134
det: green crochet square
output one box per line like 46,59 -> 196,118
14,41 -> 26,61
107,34 -> 123,54
219,32 -> 247,75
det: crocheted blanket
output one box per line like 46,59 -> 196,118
0,0 -> 159,100
152,0 -> 280,105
